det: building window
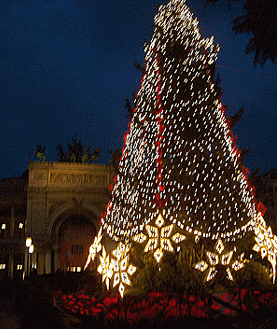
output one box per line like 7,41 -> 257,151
1,224 -> 6,230
67,267 -> 82,272
0,264 -> 6,269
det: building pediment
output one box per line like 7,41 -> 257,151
28,162 -> 113,189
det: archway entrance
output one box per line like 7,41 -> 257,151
58,215 -> 96,272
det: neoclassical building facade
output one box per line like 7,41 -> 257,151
0,162 -> 114,278
0,163 -> 276,279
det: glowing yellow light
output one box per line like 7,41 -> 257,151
85,227 -> 103,270
206,267 -> 217,281
26,237 -> 32,247
231,260 -> 244,271
113,272 -> 120,288
133,233 -> 147,243
155,214 -> 165,228
195,238 -> 244,282
145,238 -> 158,252
135,213 -> 186,262
221,251 -> 233,265
119,283 -> 125,298
128,265 -> 137,275
120,256 -> 128,271
29,244 -> 34,254
215,238 -> 224,254
97,246 -> 112,290
195,261 -> 208,272
172,233 -> 186,243
226,268 -> 233,280
110,241 -> 137,297
253,213 -> 277,283
146,225 -> 159,239
161,224 -> 173,238
207,251 -> 218,265
160,238 -> 174,252
154,248 -> 163,263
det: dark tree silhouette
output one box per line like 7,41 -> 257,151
228,107 -> 244,130
32,144 -> 46,162
56,136 -> 101,163
203,0 -> 276,67
108,148 -> 121,171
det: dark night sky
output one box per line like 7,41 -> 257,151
0,0 -> 276,179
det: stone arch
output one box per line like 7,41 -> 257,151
49,204 -> 103,272
48,203 -> 102,237
57,213 -> 96,272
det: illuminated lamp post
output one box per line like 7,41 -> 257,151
29,244 -> 34,276
25,237 -> 32,278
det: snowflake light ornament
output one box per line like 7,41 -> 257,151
85,227 -> 103,270
253,213 -> 277,283
195,238 -> 244,282
97,246 -> 113,290
110,241 -> 137,297
133,212 -> 186,263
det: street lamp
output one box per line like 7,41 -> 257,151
26,237 -> 32,248
29,244 -> 34,276
29,244 -> 34,254
25,237 -> 32,278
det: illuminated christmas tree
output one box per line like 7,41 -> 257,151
86,0 -> 276,294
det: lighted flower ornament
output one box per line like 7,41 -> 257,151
253,213 -> 277,283
195,238 -> 244,282
84,227 -> 103,270
110,241 -> 137,298
133,212 -> 186,263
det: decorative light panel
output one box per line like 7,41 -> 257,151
133,212 -> 186,263
110,241 -> 137,297
195,238 -> 244,281
85,227 -> 103,270
253,213 -> 277,283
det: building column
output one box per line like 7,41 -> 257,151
24,248 -> 28,279
37,252 -> 45,275
45,251 -> 52,275
52,244 -> 59,273
8,253 -> 14,279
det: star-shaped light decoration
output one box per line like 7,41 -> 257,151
133,212 -> 186,263
85,227 -> 103,270
253,213 -> 277,283
97,246 -> 113,290
110,241 -> 137,298
195,238 -> 244,282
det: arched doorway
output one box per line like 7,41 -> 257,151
58,214 -> 96,272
